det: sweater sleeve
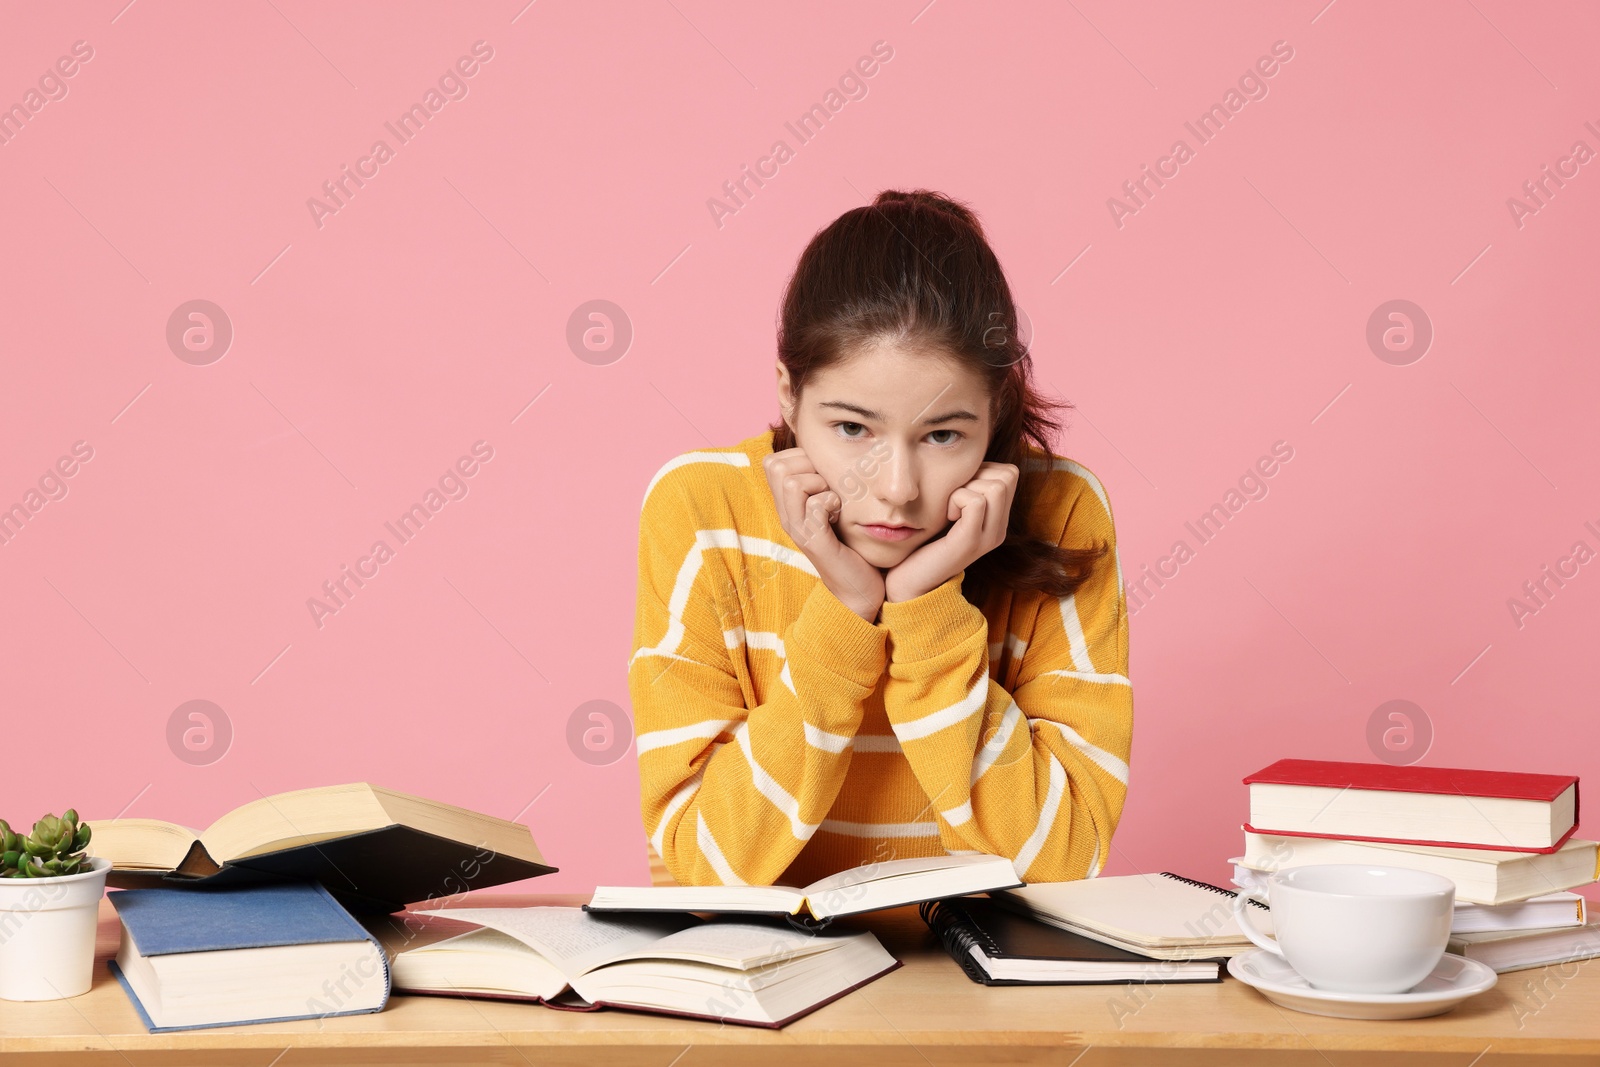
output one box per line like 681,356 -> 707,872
877,479 -> 1132,882
627,474 -> 889,887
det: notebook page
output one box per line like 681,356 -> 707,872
999,873 -> 1271,948
409,906 -> 696,980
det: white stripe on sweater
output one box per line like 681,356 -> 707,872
650,760 -> 707,860
733,722 -> 820,841
696,811 -> 745,885
818,818 -> 939,837
1059,594 -> 1092,672
940,799 -> 973,827
803,722 -> 853,753
1034,718 -> 1130,786
972,701 -> 1024,783
893,675 -> 987,742
726,628 -> 799,695
1039,667 -> 1132,687
640,451 -> 750,510
1011,751 -> 1067,880
636,718 -> 733,754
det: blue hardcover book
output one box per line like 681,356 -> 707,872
107,880 -> 390,1032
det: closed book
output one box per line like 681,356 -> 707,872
89,782 -> 555,914
990,872 -> 1271,961
1231,860 -> 1589,932
1242,758 -> 1578,852
107,881 -> 390,1032
919,895 -> 1224,984
392,905 -> 899,1028
1237,830 -> 1599,905
1447,915 -> 1600,973
1448,892 -> 1587,934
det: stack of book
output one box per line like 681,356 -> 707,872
93,782 -> 557,1032
1232,758 -> 1600,973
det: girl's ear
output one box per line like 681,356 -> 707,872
775,363 -> 796,431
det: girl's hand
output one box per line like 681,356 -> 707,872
763,448 -> 886,622
883,462 -> 1019,603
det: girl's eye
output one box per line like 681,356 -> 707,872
832,422 -> 963,446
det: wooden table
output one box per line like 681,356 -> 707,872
2,891 -> 1598,1065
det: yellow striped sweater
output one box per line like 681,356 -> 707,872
628,428 -> 1133,888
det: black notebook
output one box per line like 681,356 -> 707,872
919,895 -> 1225,985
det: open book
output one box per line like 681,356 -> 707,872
87,783 -> 555,913
588,853 -> 1023,921
394,905 -> 899,1028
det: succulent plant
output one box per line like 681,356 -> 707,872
1,810 -> 93,878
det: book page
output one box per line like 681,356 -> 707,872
587,883 -> 805,912
600,919 -> 849,969
802,853 -> 1000,896
394,927 -> 571,1000
409,906 -> 698,980
201,783 -> 386,861
83,819 -> 200,870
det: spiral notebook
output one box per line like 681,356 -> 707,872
920,896 -> 1225,984
988,872 -> 1273,962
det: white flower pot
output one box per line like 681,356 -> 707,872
0,856 -> 111,1001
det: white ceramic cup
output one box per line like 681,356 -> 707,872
1231,863 -> 1455,994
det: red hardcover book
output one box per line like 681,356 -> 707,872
1241,759 -> 1580,854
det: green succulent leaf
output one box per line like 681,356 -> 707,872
35,815 -> 67,848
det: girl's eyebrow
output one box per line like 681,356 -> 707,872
818,400 -> 980,425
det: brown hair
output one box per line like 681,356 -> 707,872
768,188 -> 1108,608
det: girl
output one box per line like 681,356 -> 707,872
628,189 -> 1132,888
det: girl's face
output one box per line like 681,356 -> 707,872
777,340 -> 994,569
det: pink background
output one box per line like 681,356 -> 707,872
2,1 -> 1596,901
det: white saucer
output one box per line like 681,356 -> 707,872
1227,949 -> 1497,1020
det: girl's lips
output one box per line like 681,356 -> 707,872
861,523 -> 917,542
